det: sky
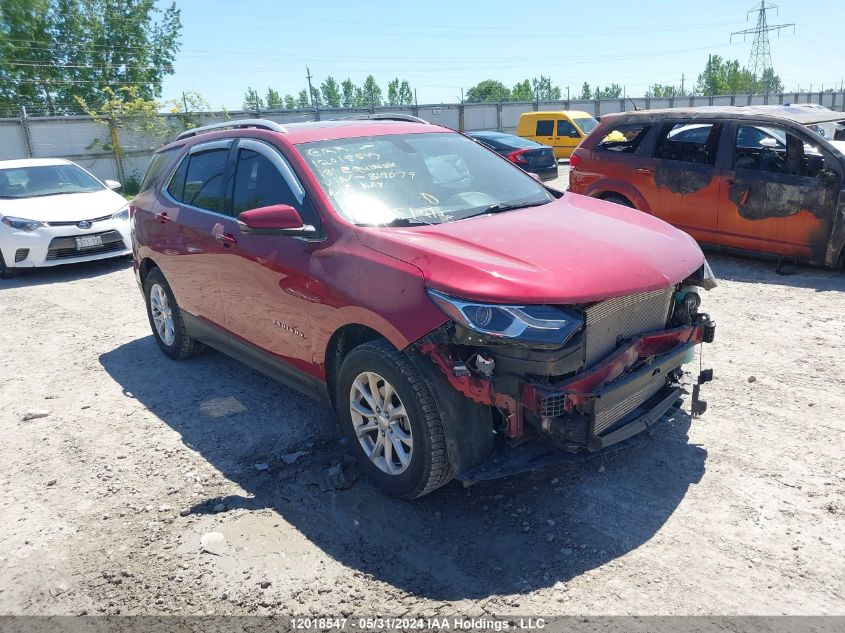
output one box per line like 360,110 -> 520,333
160,0 -> 845,110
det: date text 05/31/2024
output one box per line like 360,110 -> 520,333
289,618 -> 548,630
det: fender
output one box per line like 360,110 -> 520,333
584,177 -> 652,213
409,349 -> 496,479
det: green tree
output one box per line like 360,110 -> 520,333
283,93 -> 296,109
243,86 -> 263,111
309,85 -> 321,108
387,78 -> 400,106
398,79 -> 413,105
511,79 -> 533,101
646,83 -> 679,98
0,0 -> 182,116
341,78 -> 355,107
594,83 -> 623,99
321,76 -> 341,107
265,88 -> 283,109
696,54 -> 755,96
579,82 -> 592,100
296,89 -> 309,108
361,75 -> 382,107
466,79 -> 510,103
531,76 -> 561,101
168,90 -> 210,130
757,67 -> 784,94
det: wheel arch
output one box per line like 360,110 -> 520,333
324,323 -> 389,408
138,256 -> 160,285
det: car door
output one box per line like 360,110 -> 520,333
533,117 -> 557,157
635,121 -> 721,243
153,139 -> 233,327
715,122 -> 841,260
554,118 -> 582,158
214,138 -> 320,375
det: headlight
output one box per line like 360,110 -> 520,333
1,216 -> 44,232
112,205 -> 129,221
427,288 -> 583,345
689,259 -> 717,290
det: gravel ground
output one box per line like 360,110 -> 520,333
1,225 -> 843,616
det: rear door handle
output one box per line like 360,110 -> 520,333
154,211 -> 169,224
214,233 -> 237,247
636,168 -> 654,175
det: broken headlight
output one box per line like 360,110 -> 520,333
688,259 -> 717,290
426,289 -> 583,345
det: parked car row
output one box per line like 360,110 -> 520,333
7,103 -> 842,499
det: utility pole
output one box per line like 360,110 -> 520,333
731,2 -> 795,81
306,66 -> 317,112
182,91 -> 189,114
680,73 -> 685,95
566,85 -> 570,101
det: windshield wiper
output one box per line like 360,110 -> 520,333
377,217 -> 432,227
464,200 -> 550,220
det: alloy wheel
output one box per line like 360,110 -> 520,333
149,283 -> 175,346
349,371 -> 414,475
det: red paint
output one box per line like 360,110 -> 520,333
238,204 -> 304,230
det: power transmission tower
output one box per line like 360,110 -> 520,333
731,2 -> 794,79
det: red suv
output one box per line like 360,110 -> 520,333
132,115 -> 716,498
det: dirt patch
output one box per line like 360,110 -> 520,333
0,254 -> 843,616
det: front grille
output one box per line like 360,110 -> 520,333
46,213 -> 113,227
583,287 -> 674,367
46,230 -> 125,260
593,374 -> 667,435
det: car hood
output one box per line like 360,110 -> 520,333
0,189 -> 127,223
355,193 -> 705,304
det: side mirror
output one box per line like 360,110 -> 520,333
569,130 -> 581,138
104,179 -> 122,191
237,204 -> 317,237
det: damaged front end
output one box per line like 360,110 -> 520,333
415,264 -> 717,482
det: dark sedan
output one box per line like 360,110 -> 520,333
466,131 -> 559,181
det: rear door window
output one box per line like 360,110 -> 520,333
139,147 -> 178,193
183,149 -> 229,212
654,123 -> 720,165
595,124 -> 651,153
535,120 -> 554,136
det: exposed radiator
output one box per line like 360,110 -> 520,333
583,287 -> 675,367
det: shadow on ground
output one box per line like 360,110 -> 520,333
706,252 -> 845,293
2,256 -> 132,288
100,335 -> 706,600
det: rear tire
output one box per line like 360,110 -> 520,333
143,268 -> 205,360
599,193 -> 635,208
335,339 -> 453,499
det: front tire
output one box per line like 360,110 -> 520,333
336,340 -> 452,499
0,251 -> 19,279
143,268 -> 205,360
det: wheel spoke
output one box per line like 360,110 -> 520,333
390,421 -> 413,448
353,377 -> 378,411
382,430 -> 394,467
367,373 -> 384,409
354,421 -> 379,437
350,400 -> 377,419
388,402 -> 407,421
388,432 -> 411,467
370,431 -> 384,459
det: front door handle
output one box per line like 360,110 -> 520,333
214,233 -> 237,247
636,168 -> 654,175
154,211 -> 169,224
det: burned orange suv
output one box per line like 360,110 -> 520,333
569,106 -> 845,267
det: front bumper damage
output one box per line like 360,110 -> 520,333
418,316 -> 715,482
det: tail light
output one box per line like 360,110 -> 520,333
507,149 -> 529,164
570,153 -> 582,169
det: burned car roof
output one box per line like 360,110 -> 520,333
604,105 -> 845,126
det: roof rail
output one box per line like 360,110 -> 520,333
343,112 -> 429,124
176,118 -> 287,141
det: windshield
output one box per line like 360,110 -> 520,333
572,116 -> 599,134
297,132 -> 554,225
0,164 -> 104,199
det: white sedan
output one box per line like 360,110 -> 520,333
0,158 -> 132,278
